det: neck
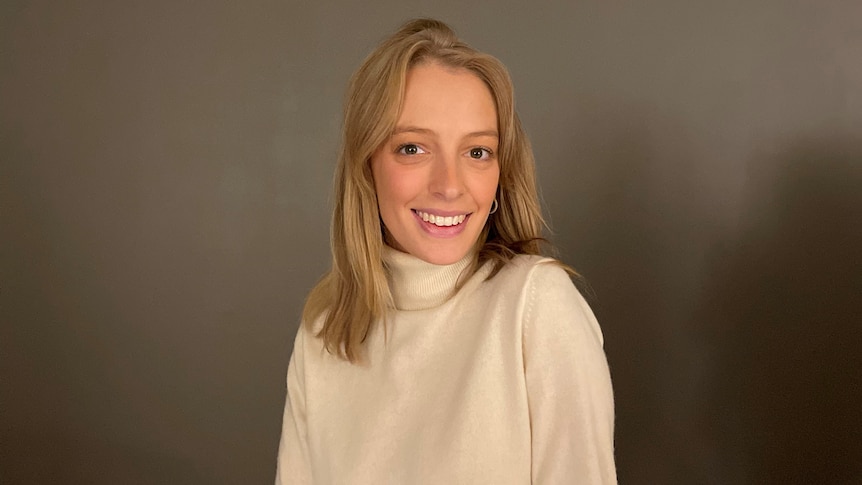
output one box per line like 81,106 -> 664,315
382,246 -> 473,311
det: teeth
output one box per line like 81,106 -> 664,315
416,211 -> 467,227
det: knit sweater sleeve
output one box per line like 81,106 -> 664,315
522,262 -> 617,484
275,326 -> 313,484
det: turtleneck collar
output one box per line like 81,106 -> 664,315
382,246 -> 474,311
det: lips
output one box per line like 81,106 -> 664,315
411,209 -> 471,237
414,210 -> 467,227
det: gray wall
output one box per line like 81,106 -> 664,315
2,1 -> 860,483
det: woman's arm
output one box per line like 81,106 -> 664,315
522,263 -> 617,484
275,326 -> 312,484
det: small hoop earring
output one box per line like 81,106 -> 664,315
489,198 -> 498,214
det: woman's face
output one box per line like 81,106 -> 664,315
371,62 -> 500,265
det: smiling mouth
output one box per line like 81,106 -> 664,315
413,210 -> 469,227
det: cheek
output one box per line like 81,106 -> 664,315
473,167 -> 500,203
372,160 -> 414,215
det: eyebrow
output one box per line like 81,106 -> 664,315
392,126 -> 499,139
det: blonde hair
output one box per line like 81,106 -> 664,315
302,18 -> 554,362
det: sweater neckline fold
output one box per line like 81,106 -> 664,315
382,246 -> 473,311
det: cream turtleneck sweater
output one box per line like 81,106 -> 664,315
276,248 -> 616,484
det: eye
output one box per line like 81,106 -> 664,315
396,144 -> 425,156
468,147 -> 493,160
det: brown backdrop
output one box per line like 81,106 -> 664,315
2,1 -> 860,483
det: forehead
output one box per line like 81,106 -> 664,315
395,62 -> 497,132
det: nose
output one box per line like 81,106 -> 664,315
429,153 -> 464,201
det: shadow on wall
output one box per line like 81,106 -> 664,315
553,109 -> 862,483
548,103 -> 713,483
696,136 -> 862,484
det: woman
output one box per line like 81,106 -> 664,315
277,18 -> 616,484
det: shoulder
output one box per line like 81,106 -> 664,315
293,313 -> 328,358
495,255 -> 604,348
490,254 -> 575,296
484,255 -> 585,313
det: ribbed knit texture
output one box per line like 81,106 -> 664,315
383,246 -> 473,311
276,249 -> 617,484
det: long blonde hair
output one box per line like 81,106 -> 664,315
302,18 -> 550,362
